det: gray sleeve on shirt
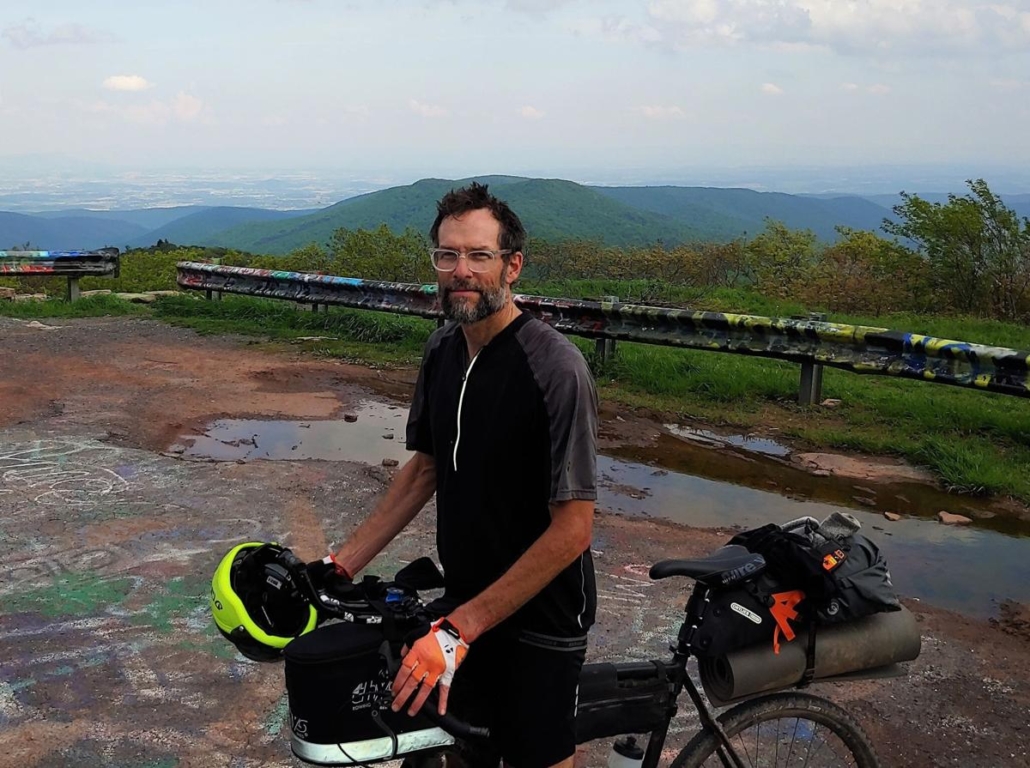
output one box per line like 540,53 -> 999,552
518,322 -> 599,503
405,324 -> 449,454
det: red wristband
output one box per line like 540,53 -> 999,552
329,553 -> 352,580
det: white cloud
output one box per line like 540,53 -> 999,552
990,78 -> 1028,91
103,75 -> 153,92
409,99 -> 448,118
761,83 -> 784,96
77,91 -> 203,125
567,15 -> 662,45
642,1 -> 1030,55
1,18 -> 115,48
506,0 -> 578,13
342,105 -> 371,119
173,92 -> 203,121
519,105 -> 546,119
841,82 -> 893,95
635,105 -> 686,119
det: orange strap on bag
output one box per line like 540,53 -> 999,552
769,590 -> 805,655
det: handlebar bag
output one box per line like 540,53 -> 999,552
284,621 -> 454,765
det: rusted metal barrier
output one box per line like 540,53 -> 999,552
176,262 -> 1030,400
0,248 -> 120,301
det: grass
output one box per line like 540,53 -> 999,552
0,293 -> 148,319
149,294 -> 433,367
5,289 -> 1029,503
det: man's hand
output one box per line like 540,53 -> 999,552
391,618 -> 469,716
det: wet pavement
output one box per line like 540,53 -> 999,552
170,406 -> 1030,619
3,316 -> 1029,767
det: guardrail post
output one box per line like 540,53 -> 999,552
797,312 -> 827,405
595,296 -> 619,364
67,277 -> 80,302
206,257 -> 222,301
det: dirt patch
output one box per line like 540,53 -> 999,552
991,600 -> 1030,643
0,317 -> 415,453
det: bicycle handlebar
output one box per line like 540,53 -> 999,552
378,641 -> 491,742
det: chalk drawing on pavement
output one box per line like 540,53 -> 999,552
0,439 -> 129,508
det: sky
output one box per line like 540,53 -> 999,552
1,1 -> 1029,182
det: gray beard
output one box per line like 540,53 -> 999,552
441,271 -> 509,324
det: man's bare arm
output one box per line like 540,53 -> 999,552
447,498 -> 594,643
333,451 -> 436,577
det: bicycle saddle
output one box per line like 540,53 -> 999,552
650,545 -> 766,587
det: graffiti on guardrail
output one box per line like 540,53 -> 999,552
176,262 -> 1030,399
0,249 -> 120,276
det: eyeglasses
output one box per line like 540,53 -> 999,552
429,248 -> 511,273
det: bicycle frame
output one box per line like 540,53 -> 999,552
638,643 -> 747,768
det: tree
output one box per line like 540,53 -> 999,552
884,179 -> 1030,319
745,219 -> 819,298
803,228 -> 927,315
327,225 -> 434,284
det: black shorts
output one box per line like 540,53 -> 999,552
447,626 -> 588,768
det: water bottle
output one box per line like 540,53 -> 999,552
607,735 -> 644,768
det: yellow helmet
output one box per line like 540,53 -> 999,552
211,542 -> 319,661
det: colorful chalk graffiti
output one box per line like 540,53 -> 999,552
0,439 -> 130,507
0,434 -> 292,765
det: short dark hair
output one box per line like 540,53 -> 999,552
430,182 -> 526,255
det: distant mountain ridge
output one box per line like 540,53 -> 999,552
11,176 -> 1021,254
0,211 -> 149,251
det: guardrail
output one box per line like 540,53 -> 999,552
176,262 -> 1030,401
0,248 -> 121,301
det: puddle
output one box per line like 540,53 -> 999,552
168,402 -> 411,466
170,405 -> 1030,618
597,455 -> 1030,618
664,424 -> 791,457
608,434 -> 1030,539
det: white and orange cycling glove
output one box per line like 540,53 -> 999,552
391,618 -> 469,716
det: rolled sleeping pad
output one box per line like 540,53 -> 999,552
699,605 -> 921,707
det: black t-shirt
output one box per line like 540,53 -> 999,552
405,312 -> 598,638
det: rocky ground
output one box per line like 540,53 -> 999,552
0,315 -> 1028,767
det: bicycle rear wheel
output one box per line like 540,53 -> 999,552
672,692 -> 879,768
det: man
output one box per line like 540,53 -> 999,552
331,182 -> 598,768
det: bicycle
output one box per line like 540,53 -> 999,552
281,544 -> 907,768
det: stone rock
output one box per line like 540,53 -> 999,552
0,287 -> 16,300
81,289 -> 112,297
884,512 -> 902,522
115,292 -> 158,304
812,469 -> 831,477
343,413 -> 358,423
24,321 -> 61,330
382,433 -> 394,440
382,458 -> 400,468
821,398 -> 843,408
794,452 -> 933,484
148,290 -> 181,297
13,293 -> 47,301
938,511 -> 973,526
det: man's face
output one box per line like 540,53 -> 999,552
436,208 -> 520,325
